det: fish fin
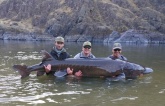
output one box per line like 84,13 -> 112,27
41,50 -> 54,62
13,65 -> 30,79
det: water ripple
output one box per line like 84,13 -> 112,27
0,91 -> 90,103
159,89 -> 165,94
111,96 -> 138,102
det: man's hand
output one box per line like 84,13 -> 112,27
67,68 -> 82,77
44,64 -> 51,73
67,67 -> 73,75
75,70 -> 82,77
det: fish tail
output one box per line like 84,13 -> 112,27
13,65 -> 30,79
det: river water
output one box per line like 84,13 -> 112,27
0,40 -> 165,106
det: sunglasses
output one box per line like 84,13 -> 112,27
114,49 -> 121,51
84,45 -> 91,49
57,42 -> 64,44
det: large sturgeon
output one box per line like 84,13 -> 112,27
13,50 -> 153,79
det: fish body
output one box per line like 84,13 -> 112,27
13,50 -> 153,79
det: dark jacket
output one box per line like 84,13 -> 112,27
46,47 -> 70,75
50,48 -> 70,60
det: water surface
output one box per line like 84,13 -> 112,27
0,40 -> 165,106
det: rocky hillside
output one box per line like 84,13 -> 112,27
0,0 -> 165,42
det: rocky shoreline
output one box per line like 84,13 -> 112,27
1,29 -> 165,44
104,29 -> 165,44
0,0 -> 165,44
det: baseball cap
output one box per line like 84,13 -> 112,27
113,43 -> 122,49
83,41 -> 91,47
55,36 -> 64,43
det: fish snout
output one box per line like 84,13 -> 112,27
143,67 -> 153,74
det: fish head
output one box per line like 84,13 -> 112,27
123,62 -> 145,79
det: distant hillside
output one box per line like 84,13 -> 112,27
0,0 -> 165,41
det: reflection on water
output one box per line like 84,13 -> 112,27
0,40 -> 165,106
